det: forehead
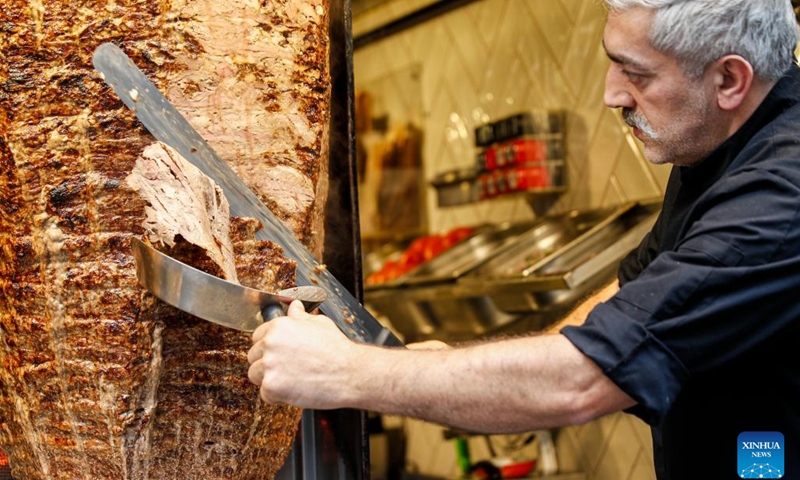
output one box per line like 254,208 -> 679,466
603,7 -> 670,70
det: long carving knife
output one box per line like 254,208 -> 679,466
93,42 -> 403,347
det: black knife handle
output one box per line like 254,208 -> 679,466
261,304 -> 286,322
260,303 -> 404,348
379,331 -> 405,347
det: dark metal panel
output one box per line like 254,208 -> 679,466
353,0 -> 482,50
277,0 -> 370,477
326,0 -> 365,301
321,0 -> 371,473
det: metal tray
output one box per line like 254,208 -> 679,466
463,201 -> 660,312
431,168 -> 480,207
363,226 -> 493,291
466,204 -> 630,280
399,221 -> 541,286
365,281 -> 520,343
365,206 -> 629,340
365,200 -> 662,339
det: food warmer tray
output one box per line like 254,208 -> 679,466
398,220 -> 542,286
364,204 -> 642,341
365,281 -> 520,342
364,223 -> 539,341
461,200 -> 660,312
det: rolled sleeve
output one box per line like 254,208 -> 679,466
562,168 -> 800,425
562,301 -> 689,425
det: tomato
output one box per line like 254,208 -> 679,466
365,272 -> 384,285
382,258 -> 398,271
407,235 -> 430,255
446,227 -> 474,245
422,235 -> 446,261
399,247 -> 424,270
387,263 -> 409,281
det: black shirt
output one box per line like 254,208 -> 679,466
562,65 -> 800,479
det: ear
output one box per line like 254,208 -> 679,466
710,55 -> 754,111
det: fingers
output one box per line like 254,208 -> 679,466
252,300 -> 307,343
248,360 -> 285,404
247,359 -> 265,388
287,299 -> 306,316
245,303 -> 352,408
247,334 -> 268,364
251,321 -> 269,344
247,330 -> 286,404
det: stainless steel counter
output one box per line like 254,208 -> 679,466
365,200 -> 661,343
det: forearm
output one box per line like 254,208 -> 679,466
344,333 -> 634,433
248,299 -> 634,432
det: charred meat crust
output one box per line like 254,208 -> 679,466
0,1 -> 329,479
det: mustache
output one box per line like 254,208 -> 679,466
622,108 -> 658,140
622,108 -> 644,129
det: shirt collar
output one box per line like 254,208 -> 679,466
679,63 -> 800,187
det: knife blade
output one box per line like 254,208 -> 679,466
131,238 -> 327,332
92,42 -> 403,347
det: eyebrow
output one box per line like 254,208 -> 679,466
602,39 -> 650,71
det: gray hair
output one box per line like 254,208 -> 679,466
603,0 -> 799,81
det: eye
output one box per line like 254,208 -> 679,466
623,70 -> 643,83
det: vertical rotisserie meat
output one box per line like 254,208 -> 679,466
0,1 -> 330,478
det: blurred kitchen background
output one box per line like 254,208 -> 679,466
351,1 -> 671,479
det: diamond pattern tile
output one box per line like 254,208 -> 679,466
560,0 -> 585,24
472,0 -> 508,48
626,452 -> 658,480
523,0 -> 575,71
614,144 -> 662,201
595,414 -> 642,478
354,1 -> 661,478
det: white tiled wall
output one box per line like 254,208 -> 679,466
354,0 -> 670,234
355,0 -> 664,479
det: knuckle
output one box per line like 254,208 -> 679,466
260,378 -> 284,404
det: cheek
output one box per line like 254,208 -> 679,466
637,97 -> 682,133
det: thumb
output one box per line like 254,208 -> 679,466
287,299 -> 307,317
407,340 -> 451,350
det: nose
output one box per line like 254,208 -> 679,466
603,66 -> 635,109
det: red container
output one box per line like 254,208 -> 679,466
494,169 -> 509,195
477,148 -> 498,171
499,139 -> 548,166
478,172 -> 496,199
501,460 -> 536,478
483,139 -> 549,171
507,164 -> 551,191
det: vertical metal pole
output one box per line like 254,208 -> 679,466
276,0 -> 368,478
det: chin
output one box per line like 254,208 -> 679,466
644,144 -> 702,167
642,147 -> 672,166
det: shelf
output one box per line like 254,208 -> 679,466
432,185 -> 567,209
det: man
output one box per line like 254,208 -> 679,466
247,1 -> 800,478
